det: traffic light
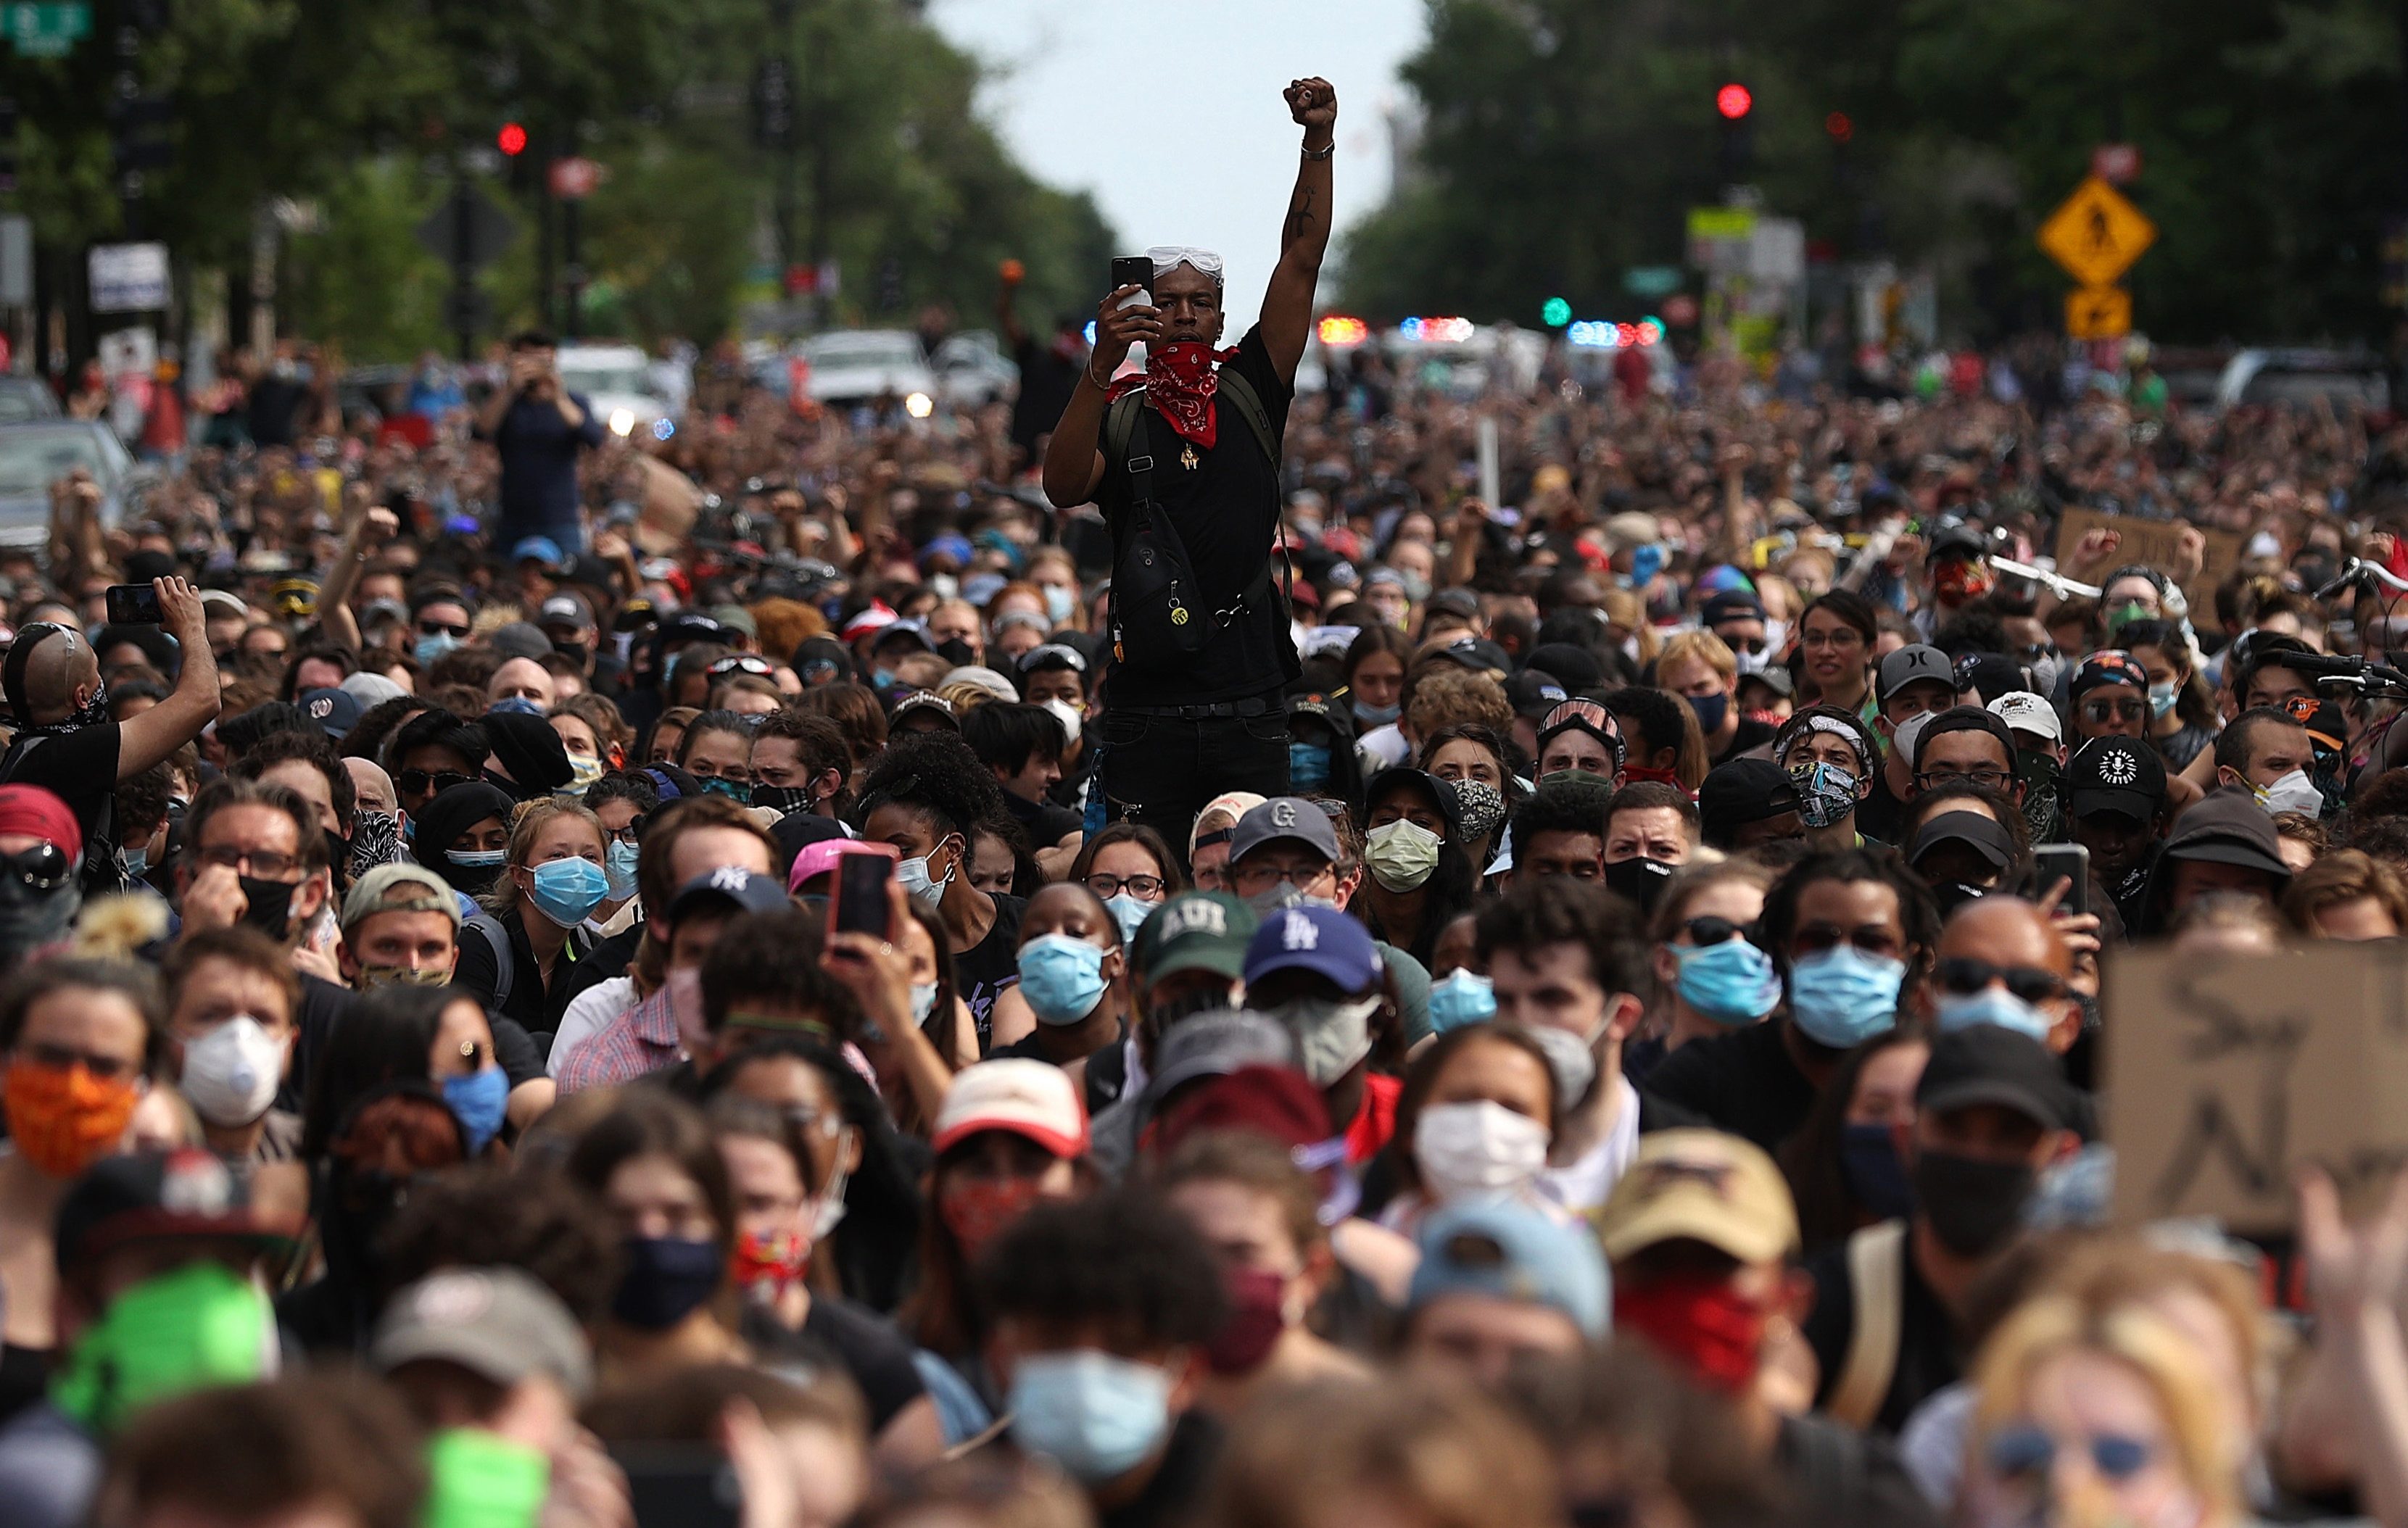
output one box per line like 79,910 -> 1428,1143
497,122 -> 529,157
1541,296 -> 1571,327
1825,112 -> 1853,144
1716,83 -> 1752,120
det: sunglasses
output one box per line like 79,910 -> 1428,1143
2081,697 -> 2147,723
1985,1424 -> 2154,1482
1679,915 -> 1758,947
1790,923 -> 1903,959
1936,956 -> 2065,1005
417,620 -> 471,639
707,655 -> 774,679
0,844 -> 73,894
398,769 -> 472,797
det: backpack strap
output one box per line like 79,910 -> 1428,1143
463,912 -> 516,1013
1217,370 -> 1278,465
1104,389 -> 1156,510
1829,1218 -> 1908,1429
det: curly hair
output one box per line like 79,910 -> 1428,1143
1404,665 -> 1513,742
977,1190 -> 1227,1350
1760,848 -> 1940,985
853,731 -> 1009,843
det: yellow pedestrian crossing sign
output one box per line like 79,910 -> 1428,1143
2066,285 -> 2131,341
2037,176 -> 2156,288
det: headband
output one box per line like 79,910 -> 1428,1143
1146,246 -> 1225,286
1779,713 -> 1872,771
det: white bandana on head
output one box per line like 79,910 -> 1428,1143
1146,246 -> 1225,286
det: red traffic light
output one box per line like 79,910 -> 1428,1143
1825,112 -> 1853,143
496,122 -> 528,157
1716,83 -> 1752,120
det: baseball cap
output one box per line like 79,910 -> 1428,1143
2070,650 -> 2149,699
839,605 -> 901,643
1505,670 -> 1570,720
1916,1025 -> 2070,1132
1364,768 -> 1461,836
1229,797 -> 1342,867
1701,590 -> 1766,627
1407,1199 -> 1610,1338
1907,810 -> 2016,873
665,866 -> 791,923
1877,644 -> 1956,703
941,665 -> 1020,703
1602,510 -> 1660,551
1152,1065 -> 1332,1158
1191,792 -> 1267,860
1019,642 -> 1088,676
2159,789 -> 2293,880
890,692 -> 959,730
342,863 -> 461,933
2064,735 -> 2167,822
869,621 -> 933,655
1143,1010 -> 1299,1108
1912,706 -> 2017,772
1954,652 -> 2028,705
342,671 -> 407,710
1698,758 -> 1800,835
198,589 -> 247,618
1132,892 -> 1259,984
487,622 -> 553,662
1241,905 -> 1383,993
932,1059 -> 1088,1157
54,1150 -> 289,1274
372,1267 -> 593,1400
1927,523 -> 1987,561
510,536 -> 566,569
1594,1129 -> 1800,1266
537,594 -> 595,633
1426,589 -> 1482,623
787,839 -> 896,894
1988,691 -> 2063,746
1428,637 -> 1513,676
297,686 -> 363,740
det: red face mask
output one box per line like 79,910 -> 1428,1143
732,1229 -> 809,1299
1618,764 -> 1687,793
1934,558 -> 1995,603
938,1176 -> 1046,1263
1110,340 -> 1241,449
1204,1266 -> 1288,1376
1612,1274 -> 1769,1394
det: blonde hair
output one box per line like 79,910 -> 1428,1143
481,798 -> 606,916
1657,629 -> 1737,684
1971,1296 -> 2238,1521
1600,588 -> 1658,665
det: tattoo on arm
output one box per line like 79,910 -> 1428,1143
1283,187 -> 1317,250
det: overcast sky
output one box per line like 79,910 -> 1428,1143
925,0 -> 1428,325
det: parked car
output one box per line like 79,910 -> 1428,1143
0,420 -> 142,547
798,330 -> 938,407
556,343 -> 675,436
932,330 -> 1019,406
0,376 -> 61,425
2215,349 -> 2391,410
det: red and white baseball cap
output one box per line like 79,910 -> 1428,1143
932,1059 -> 1088,1158
840,603 -> 900,644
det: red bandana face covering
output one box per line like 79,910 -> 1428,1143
1110,341 -> 1241,449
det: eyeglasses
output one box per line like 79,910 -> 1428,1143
1790,922 -> 1903,958
1985,1424 -> 2155,1483
1936,956 -> 2066,1005
707,655 -> 774,679
398,769 -> 471,797
1721,634 -> 1767,655
2080,697 -> 2147,723
1231,863 -> 1327,893
607,817 -> 647,846
1085,872 -> 1165,900
15,1040 -> 141,1083
1916,765 -> 2014,791
417,619 -> 471,639
1800,626 -> 1864,649
1678,915 -> 1758,947
194,844 -> 302,880
0,844 -> 73,894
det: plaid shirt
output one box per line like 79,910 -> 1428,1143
555,984 -> 681,1093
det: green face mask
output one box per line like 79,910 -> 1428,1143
2106,599 -> 2152,634
423,1427 -> 552,1528
52,1261 -> 275,1434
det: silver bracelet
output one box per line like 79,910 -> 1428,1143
1301,142 -> 1333,161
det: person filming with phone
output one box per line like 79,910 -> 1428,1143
1043,76 -> 1338,854
475,328 -> 605,555
0,576 -> 219,895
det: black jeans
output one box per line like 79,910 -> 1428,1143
1097,702 -> 1290,863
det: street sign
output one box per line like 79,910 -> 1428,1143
414,188 -> 516,270
2037,175 -> 2156,288
3,2 -> 89,57
87,241 -> 169,312
2065,284 -> 2132,341
547,157 -> 603,201
1624,265 -> 1682,299
2092,144 -> 2143,185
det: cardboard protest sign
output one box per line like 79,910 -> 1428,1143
2052,507 -> 2245,613
2106,941 -> 2408,1235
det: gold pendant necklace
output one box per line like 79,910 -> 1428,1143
1180,444 -> 1199,470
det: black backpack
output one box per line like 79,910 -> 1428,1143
1101,375 -> 1282,663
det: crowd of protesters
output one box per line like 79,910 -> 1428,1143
12,91 -> 2408,1528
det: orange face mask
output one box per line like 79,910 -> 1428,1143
4,1061 -> 138,1180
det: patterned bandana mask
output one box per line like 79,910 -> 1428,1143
1111,340 -> 1241,449
1452,779 -> 1507,842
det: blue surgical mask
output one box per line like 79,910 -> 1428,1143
528,857 -> 611,929
446,847 -> 507,871
910,981 -> 940,1023
442,1066 -> 509,1155
1687,692 -> 1729,734
1043,584 -> 1077,627
414,631 -> 460,668
1007,1351 -> 1174,1484
1352,699 -> 1401,729
123,845 -> 148,879
1288,741 -> 1330,791
2147,680 -> 2178,721
1673,937 -> 1782,1026
1017,934 -> 1109,1026
1936,986 -> 2054,1044
605,839 -> 640,900
1104,894 -> 1154,945
1787,946 -> 1905,1048
1427,968 -> 1497,1032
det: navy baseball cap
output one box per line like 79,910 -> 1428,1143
297,686 -> 363,740
1242,905 -> 1382,993
665,866 -> 792,923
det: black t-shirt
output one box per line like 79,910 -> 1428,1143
2,724 -> 122,888
1774,1412 -> 1943,1528
1639,1017 -> 1819,1152
1005,788 -> 1084,850
1714,715 -> 1779,766
1010,335 -> 1083,460
788,1297 -> 927,1433
1095,325 -> 1300,706
1801,1223 -> 1961,1435
1099,1408 -> 1222,1528
955,894 -> 1026,1052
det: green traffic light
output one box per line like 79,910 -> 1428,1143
1542,296 -> 1571,327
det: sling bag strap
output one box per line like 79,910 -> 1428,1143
1828,1217 -> 1908,1429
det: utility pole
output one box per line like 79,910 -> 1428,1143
808,0 -> 833,330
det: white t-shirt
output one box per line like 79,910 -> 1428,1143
1538,1074 -> 1642,1216
548,976 -> 637,1078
